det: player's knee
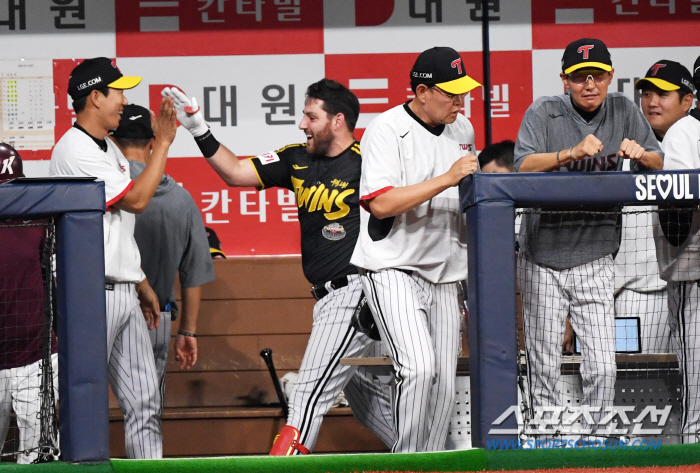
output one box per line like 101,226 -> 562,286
586,363 -> 616,387
601,361 -> 617,381
408,358 -> 436,384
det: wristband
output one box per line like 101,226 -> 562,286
569,147 -> 574,160
178,330 -> 197,338
194,130 -> 221,159
556,150 -> 563,167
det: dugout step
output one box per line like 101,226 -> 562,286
108,406 -> 388,456
107,406 -> 359,421
341,356 -> 470,375
341,354 -> 678,376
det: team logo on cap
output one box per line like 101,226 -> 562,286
78,77 -> 103,91
682,78 -> 696,93
577,45 -> 594,59
1,156 -> 15,174
650,64 -> 666,76
451,59 -> 463,74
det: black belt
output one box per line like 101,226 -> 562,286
311,276 -> 349,301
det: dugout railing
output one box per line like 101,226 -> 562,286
460,170 -> 699,448
0,179 -> 108,463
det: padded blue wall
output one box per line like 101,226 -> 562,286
0,180 -> 108,462
460,170 -> 700,448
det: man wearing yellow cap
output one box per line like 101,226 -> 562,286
514,39 -> 663,440
49,57 -> 177,459
350,46 -> 480,452
614,60 -> 695,359
653,55 -> 700,443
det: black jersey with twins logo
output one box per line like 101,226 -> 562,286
249,141 -> 361,285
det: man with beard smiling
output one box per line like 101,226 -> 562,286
162,79 -> 393,455
514,38 -> 663,440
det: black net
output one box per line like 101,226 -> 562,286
515,206 -> 697,445
0,218 -> 59,463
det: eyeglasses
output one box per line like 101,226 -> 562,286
567,70 -> 610,85
430,86 -> 468,102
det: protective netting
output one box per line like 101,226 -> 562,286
0,218 -> 59,463
515,205 -> 699,445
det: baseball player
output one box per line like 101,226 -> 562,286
161,79 -> 394,454
49,58 -> 177,459
0,146 -> 58,464
478,140 -> 515,173
109,104 -> 216,419
615,61 -> 695,354
205,227 -> 226,259
653,54 -> 700,443
514,38 -> 663,437
351,46 -> 480,453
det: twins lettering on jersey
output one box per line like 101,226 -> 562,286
635,174 -> 696,201
564,153 -> 618,172
290,176 -> 354,220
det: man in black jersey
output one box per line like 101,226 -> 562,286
162,79 -> 393,455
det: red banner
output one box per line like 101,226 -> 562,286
533,0 -> 700,49
115,0 -> 324,57
164,157 -> 301,257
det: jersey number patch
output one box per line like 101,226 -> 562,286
258,151 -> 280,165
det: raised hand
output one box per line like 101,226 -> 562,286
161,87 -> 208,137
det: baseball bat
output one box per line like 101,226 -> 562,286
260,348 -> 289,418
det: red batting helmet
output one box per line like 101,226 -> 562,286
0,142 -> 23,183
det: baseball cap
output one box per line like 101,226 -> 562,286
410,47 -> 481,95
561,38 -> 612,74
110,104 -> 154,139
68,57 -> 141,101
0,142 -> 23,183
635,60 -> 695,96
205,227 -> 226,258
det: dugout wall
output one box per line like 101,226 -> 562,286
0,180 -> 109,463
461,170 -> 700,448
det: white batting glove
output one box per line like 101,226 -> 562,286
161,87 -> 209,137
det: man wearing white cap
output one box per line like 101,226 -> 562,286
350,46 -> 480,452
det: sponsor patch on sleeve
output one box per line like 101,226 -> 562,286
257,151 -> 280,165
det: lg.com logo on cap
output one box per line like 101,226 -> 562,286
78,77 -> 103,90
412,72 -> 432,79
